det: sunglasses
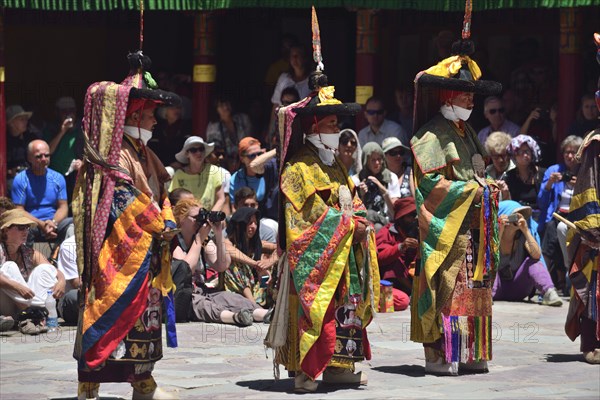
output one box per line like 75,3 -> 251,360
188,146 -> 205,154
341,138 -> 357,147
35,153 -> 51,159
488,108 -> 505,115
365,109 -> 384,116
386,149 -> 405,157
13,225 -> 31,231
244,152 -> 263,160
516,149 -> 532,156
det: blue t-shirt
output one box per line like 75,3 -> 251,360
11,168 -> 67,221
230,168 -> 265,204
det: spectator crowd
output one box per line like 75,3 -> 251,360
2,33 -> 598,337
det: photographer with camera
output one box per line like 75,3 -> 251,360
538,135 -> 583,293
520,103 -> 558,167
493,201 -> 561,306
351,142 -> 400,232
171,199 -> 269,326
375,198 -> 419,311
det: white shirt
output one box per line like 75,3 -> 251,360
358,119 -> 409,148
271,72 -> 310,105
57,235 -> 78,293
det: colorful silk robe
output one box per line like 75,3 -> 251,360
565,130 -> 600,343
410,114 -> 499,362
72,82 -> 177,375
278,144 -> 379,380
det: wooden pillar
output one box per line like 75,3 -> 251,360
557,8 -> 582,151
0,9 -> 6,196
355,9 -> 378,130
192,11 -> 216,138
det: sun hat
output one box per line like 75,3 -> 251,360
6,105 -> 33,123
0,209 -> 36,230
382,137 -> 410,154
393,197 -> 417,221
175,136 -> 215,164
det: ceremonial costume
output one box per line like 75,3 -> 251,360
72,52 -> 180,400
264,7 -> 379,392
409,2 -> 502,375
564,32 -> 600,364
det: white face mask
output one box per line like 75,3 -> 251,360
306,133 -> 340,166
440,104 -> 473,122
123,125 -> 153,146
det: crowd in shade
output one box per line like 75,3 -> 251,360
1,23 -> 599,399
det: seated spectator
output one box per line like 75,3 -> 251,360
375,197 -> 419,311
55,235 -> 79,324
223,207 -> 278,307
520,103 -> 558,167
43,96 -> 84,202
538,135 -> 583,292
247,145 -> 280,222
168,187 -> 195,208
267,86 -> 301,149
388,84 -> 414,137
358,97 -> 408,147
567,93 -> 600,137
230,137 -> 279,221
337,129 -> 362,176
477,96 -> 520,144
484,131 -> 513,199
206,142 -> 232,215
352,142 -> 400,232
493,201 -> 562,306
504,135 -> 546,220
11,140 -> 74,247
382,137 -> 413,198
206,98 -> 253,172
233,187 -> 277,244
169,136 -> 227,212
0,198 -> 16,332
6,105 -> 38,188
0,209 -> 66,334
171,199 -> 268,325
148,103 -> 190,167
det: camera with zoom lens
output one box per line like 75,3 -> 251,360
194,209 -> 226,225
561,171 -> 574,183
363,179 -> 381,205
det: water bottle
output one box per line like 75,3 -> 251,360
45,290 -> 58,332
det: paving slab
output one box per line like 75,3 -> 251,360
1,298 -> 599,399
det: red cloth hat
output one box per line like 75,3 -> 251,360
238,137 -> 261,157
393,197 -> 416,221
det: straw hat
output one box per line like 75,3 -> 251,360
0,209 -> 36,230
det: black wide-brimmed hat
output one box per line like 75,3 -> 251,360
415,40 -> 502,96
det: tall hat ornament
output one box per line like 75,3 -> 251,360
277,7 -> 361,171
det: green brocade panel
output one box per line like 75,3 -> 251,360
3,0 -> 600,11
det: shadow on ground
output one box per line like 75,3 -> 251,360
236,379 -> 367,394
545,353 -> 585,363
372,364 -> 426,377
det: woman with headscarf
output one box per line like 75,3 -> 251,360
351,142 -> 400,231
336,128 -> 362,176
504,134 -> 546,220
223,207 -> 278,306
494,200 -> 562,306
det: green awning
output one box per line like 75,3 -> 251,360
3,0 -> 600,12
